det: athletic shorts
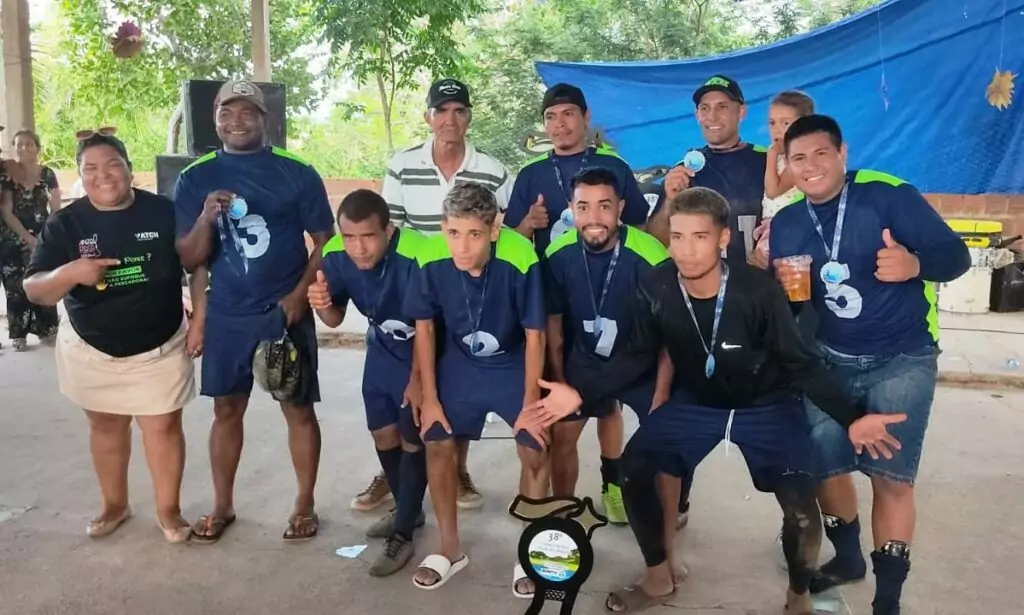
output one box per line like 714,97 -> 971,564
362,344 -> 419,444
805,343 -> 938,485
200,307 -> 320,404
627,396 -> 812,493
421,350 -> 542,450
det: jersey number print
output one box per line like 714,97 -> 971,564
237,214 -> 271,259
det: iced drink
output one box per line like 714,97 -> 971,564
774,255 -> 813,302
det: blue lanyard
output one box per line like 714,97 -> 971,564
550,148 -> 591,206
580,238 -> 620,336
460,262 -> 490,350
678,262 -> 729,379
805,182 -> 850,263
361,253 -> 390,326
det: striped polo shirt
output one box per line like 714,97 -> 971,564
381,137 -> 514,234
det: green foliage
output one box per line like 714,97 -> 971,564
32,0 -> 320,171
465,0 -> 752,169
312,0 -> 489,151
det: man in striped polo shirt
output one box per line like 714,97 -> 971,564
349,78 -> 512,512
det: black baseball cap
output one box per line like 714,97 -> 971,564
427,79 -> 472,109
542,83 -> 588,115
692,75 -> 745,106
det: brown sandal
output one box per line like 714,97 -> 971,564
283,512 -> 319,541
190,514 -> 236,544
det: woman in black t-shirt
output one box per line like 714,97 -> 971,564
23,133 -> 197,544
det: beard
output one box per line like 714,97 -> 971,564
581,225 -> 616,252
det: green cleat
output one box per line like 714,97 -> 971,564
603,484 -> 628,526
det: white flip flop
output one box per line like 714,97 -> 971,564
412,553 -> 469,591
513,562 -> 534,599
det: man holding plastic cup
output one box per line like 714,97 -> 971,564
769,114 -> 970,615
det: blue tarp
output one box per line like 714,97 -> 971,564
535,0 -> 1024,194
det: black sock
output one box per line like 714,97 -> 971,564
871,543 -> 911,614
393,449 -> 427,540
600,456 -> 621,490
810,515 -> 867,593
376,447 -> 403,504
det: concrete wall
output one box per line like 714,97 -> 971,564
55,170 -> 1024,245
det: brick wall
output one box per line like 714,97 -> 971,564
54,171 -> 1023,247
924,194 -> 1024,246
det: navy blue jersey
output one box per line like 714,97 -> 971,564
652,143 -> 767,264
544,226 -> 669,360
770,169 -> 971,355
321,227 -> 426,365
173,146 -> 335,315
403,227 -> 547,368
504,145 -> 650,255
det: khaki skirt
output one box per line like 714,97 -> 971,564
55,321 -> 197,415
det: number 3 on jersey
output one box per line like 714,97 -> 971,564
583,317 -> 618,358
237,214 -> 271,259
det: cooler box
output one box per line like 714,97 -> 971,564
938,219 -> 1002,314
945,219 -> 1003,247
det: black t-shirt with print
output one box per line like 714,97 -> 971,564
26,189 -> 184,357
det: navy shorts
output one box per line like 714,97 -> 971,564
805,343 -> 938,485
201,307 -> 320,404
628,396 -> 812,493
362,345 -> 419,444
422,350 -> 542,450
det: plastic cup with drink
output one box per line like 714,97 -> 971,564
774,254 -> 813,302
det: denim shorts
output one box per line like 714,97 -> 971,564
804,343 -> 939,485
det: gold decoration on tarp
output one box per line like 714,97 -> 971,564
986,68 -> 1016,110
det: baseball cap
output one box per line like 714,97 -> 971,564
427,79 -> 472,109
692,75 -> 745,106
216,79 -> 268,113
542,83 -> 588,115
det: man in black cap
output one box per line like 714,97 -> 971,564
506,83 -> 651,256
371,78 -> 513,512
648,75 -> 768,266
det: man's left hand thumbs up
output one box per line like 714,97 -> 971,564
875,228 -> 920,282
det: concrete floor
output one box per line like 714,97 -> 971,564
1,344 -> 1022,614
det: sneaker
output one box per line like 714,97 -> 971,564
12,338 -> 27,352
457,471 -> 483,509
39,328 -> 58,347
366,508 -> 426,539
368,533 -> 415,577
602,484 -> 628,525
350,473 -> 393,512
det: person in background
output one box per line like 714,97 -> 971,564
0,129 -> 61,351
22,133 -> 198,543
505,83 -> 650,255
753,90 -> 816,260
648,75 -> 768,263
175,79 -> 335,544
770,115 -> 971,615
543,167 -> 669,526
372,78 -> 512,512
308,189 -> 429,577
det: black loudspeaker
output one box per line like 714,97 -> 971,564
182,80 -> 286,156
156,154 -> 199,198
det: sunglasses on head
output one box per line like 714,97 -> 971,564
75,126 -> 118,141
